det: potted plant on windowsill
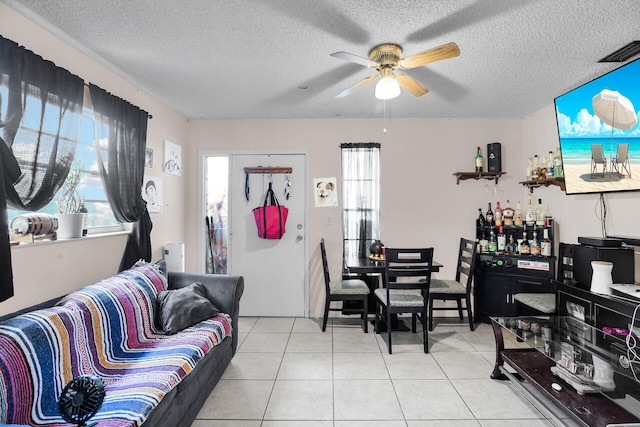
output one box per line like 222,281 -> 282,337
56,167 -> 85,239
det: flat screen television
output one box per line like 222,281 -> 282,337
554,58 -> 640,195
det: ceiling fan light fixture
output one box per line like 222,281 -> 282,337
375,77 -> 400,100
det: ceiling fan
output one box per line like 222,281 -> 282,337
330,42 -> 460,100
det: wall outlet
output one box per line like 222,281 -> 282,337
325,216 -> 332,226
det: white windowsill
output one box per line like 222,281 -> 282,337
10,230 -> 130,249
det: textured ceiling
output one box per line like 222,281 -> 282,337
2,0 -> 639,120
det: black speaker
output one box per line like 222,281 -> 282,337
573,244 -> 635,285
487,142 -> 502,172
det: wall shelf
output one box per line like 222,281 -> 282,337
519,177 -> 565,193
453,171 -> 505,185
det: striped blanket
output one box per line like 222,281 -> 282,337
0,262 -> 232,426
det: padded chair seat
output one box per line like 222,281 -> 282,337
329,279 -> 369,295
430,279 -> 466,294
374,288 -> 423,307
513,293 -> 556,314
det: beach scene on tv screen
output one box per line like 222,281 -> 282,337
555,59 -> 640,194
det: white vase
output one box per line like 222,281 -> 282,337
590,260 -> 613,295
55,213 -> 84,239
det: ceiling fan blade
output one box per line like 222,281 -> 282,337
335,74 -> 378,98
398,42 -> 460,69
330,51 -> 379,68
396,74 -> 429,97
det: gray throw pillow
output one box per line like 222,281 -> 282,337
156,282 -> 219,334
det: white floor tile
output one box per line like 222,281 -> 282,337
237,332 -> 290,353
333,330 -> 381,352
432,351 -> 494,379
195,317 -> 569,425
221,352 -> 283,380
196,379 -> 273,420
262,422 -> 333,427
334,352 -> 389,380
451,378 -> 544,419
264,380 -> 333,420
293,317 -> 326,333
252,317 -> 295,332
393,379 -> 475,420
334,379 -> 404,420
277,352 -> 333,380
383,352 -> 447,380
286,332 -> 333,352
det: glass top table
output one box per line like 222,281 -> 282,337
491,316 -> 640,426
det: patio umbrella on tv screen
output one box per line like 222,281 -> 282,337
592,89 -> 637,156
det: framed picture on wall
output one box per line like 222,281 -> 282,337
163,140 -> 182,176
142,175 -> 163,213
313,177 -> 338,207
145,148 -> 153,168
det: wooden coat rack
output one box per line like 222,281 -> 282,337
243,166 -> 292,175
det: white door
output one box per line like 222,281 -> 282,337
229,153 -> 306,317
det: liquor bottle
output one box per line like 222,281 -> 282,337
477,208 -> 486,228
479,233 -> 489,253
494,201 -> 502,227
485,202 -> 494,225
541,228 -> 552,257
513,201 -> 523,226
525,197 -> 536,226
546,151 -> 554,178
475,147 -> 484,173
530,231 -> 540,256
78,197 -> 89,237
532,155 -> 539,180
497,225 -> 506,252
526,157 -> 533,180
519,231 -> 530,255
554,146 -> 563,177
544,204 -> 553,228
535,198 -> 545,226
488,230 -> 497,253
502,200 -> 514,226
506,235 -> 517,254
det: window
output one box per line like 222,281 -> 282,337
7,108 -> 120,234
341,143 -> 381,259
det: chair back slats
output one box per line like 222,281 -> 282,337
319,239 -> 331,289
384,247 -> 434,290
455,238 -> 477,291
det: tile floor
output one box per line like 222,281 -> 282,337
192,316 -> 570,426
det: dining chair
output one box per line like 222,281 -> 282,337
591,144 -> 607,178
611,143 -> 631,177
512,242 -> 573,317
428,238 -> 477,331
375,247 -> 434,354
320,239 -> 370,332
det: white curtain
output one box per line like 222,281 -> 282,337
340,142 -> 381,259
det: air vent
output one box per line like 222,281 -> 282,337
599,41 -> 640,62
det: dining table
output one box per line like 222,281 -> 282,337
344,254 -> 443,331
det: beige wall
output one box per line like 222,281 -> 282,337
3,3 -> 639,317
0,4 -> 189,316
188,117 -> 531,315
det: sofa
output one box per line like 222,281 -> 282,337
0,260 -> 244,427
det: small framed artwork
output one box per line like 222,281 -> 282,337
163,139 -> 182,176
145,148 -> 154,168
313,177 -> 338,207
142,175 -> 163,213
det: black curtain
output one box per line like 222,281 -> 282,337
0,36 -> 85,302
88,84 -> 151,270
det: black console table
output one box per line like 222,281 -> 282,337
491,316 -> 640,426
